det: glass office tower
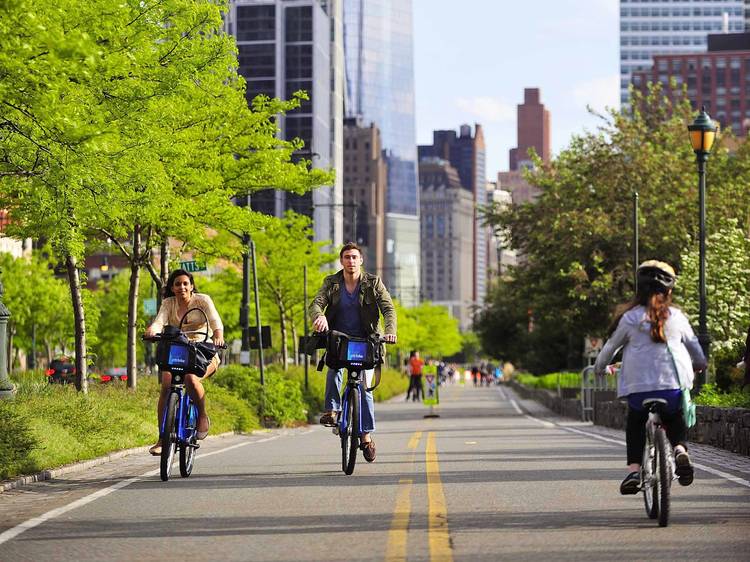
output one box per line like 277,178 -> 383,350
344,0 -> 420,305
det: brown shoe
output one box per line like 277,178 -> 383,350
361,440 -> 376,462
319,412 -> 338,427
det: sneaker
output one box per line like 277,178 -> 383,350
620,471 -> 640,495
361,440 -> 376,462
674,448 -> 694,486
319,412 -> 337,427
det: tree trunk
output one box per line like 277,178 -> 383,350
157,235 -> 169,310
126,225 -> 142,390
278,297 -> 288,371
290,319 -> 299,366
65,254 -> 88,394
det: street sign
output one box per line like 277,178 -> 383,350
143,298 -> 157,316
423,364 -> 439,406
249,326 -> 272,349
180,260 -> 207,273
584,335 -> 603,358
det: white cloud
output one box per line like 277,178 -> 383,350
572,75 -> 620,113
455,96 -> 515,123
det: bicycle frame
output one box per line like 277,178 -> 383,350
161,384 -> 197,444
338,369 -> 365,437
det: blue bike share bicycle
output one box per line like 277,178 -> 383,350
311,330 -> 389,475
144,309 -> 225,482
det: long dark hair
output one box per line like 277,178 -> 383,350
608,285 -> 673,343
163,269 -> 196,298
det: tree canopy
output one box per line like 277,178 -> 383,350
478,85 -> 750,374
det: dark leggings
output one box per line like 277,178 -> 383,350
626,407 -> 688,465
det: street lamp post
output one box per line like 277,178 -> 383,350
687,106 -> 717,375
0,270 -> 14,399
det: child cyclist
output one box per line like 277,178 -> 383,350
594,260 -> 707,495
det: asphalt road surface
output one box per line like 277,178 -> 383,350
1,383 -> 749,562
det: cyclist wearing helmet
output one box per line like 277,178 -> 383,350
595,260 -> 707,495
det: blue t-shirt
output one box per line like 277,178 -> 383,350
335,282 -> 365,337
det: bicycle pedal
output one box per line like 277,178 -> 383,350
332,427 -> 339,435
189,442 -> 201,449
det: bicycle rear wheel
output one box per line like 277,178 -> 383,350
179,403 -> 197,478
655,428 -> 671,527
642,435 -> 659,519
341,386 -> 359,475
160,392 -> 178,481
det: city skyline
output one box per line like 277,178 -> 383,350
413,0 -> 621,179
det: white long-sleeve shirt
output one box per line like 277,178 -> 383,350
594,305 -> 706,398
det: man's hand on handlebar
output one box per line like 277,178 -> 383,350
383,334 -> 397,344
312,315 -> 329,333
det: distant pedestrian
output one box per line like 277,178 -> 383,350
407,350 -> 424,402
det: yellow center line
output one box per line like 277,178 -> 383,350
407,431 -> 423,450
385,478 -> 413,562
426,431 -> 453,562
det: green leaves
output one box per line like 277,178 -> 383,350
479,83 -> 750,371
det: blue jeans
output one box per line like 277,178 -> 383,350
325,368 -> 375,433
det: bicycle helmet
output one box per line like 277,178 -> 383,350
637,260 -> 676,291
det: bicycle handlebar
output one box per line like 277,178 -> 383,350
142,334 -> 227,349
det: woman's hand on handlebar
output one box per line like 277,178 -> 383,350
383,333 -> 397,344
143,325 -> 157,339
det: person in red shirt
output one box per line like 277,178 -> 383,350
407,350 -> 424,402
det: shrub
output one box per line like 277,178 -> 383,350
694,383 -> 750,409
0,405 -> 38,479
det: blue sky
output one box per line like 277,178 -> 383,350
414,0 -> 620,179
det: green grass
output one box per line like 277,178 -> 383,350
2,371 -> 258,481
514,372 -> 581,390
1,362 -> 411,481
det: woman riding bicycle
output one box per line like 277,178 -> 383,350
594,260 -> 706,495
144,269 -> 224,456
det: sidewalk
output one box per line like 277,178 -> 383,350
501,384 -> 750,481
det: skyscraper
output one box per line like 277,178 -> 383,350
509,88 -> 550,171
619,0 -> 744,106
225,0 -> 343,245
343,0 -> 420,306
342,117 -> 387,276
419,158 -> 474,330
418,124 -> 487,305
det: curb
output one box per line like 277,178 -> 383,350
0,431 -> 240,494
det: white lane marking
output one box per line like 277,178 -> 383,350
0,434 -> 283,546
524,415 -> 555,428
554,420 -> 750,489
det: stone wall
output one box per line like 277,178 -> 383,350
593,400 -> 750,457
509,381 -> 581,420
510,381 -> 750,457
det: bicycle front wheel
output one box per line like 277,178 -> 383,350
341,386 -> 359,475
160,392 -> 178,482
179,403 -> 197,478
655,428 -> 671,527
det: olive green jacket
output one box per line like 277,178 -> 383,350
308,270 -> 397,336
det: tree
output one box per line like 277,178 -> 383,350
0,253 -> 73,368
391,301 -> 462,359
253,213 -> 337,369
0,1 -> 331,389
479,84 -> 750,371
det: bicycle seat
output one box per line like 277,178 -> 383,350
642,397 -> 668,408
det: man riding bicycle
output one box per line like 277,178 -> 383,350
309,242 -> 397,463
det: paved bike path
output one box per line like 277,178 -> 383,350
0,384 -> 748,561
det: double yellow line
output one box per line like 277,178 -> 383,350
385,431 -> 453,562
